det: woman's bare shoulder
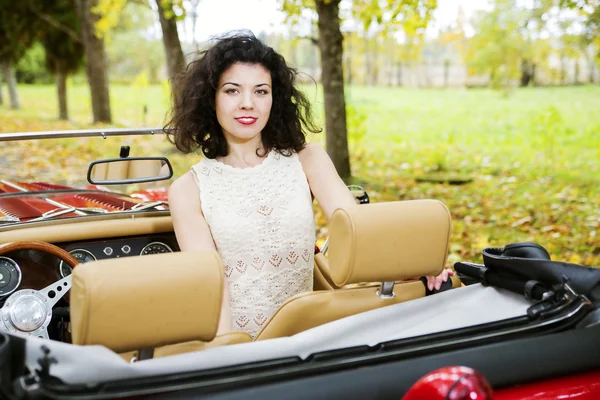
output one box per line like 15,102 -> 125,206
298,142 -> 325,158
168,171 -> 198,200
298,143 -> 328,172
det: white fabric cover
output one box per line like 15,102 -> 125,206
22,284 -> 532,385
191,150 -> 315,337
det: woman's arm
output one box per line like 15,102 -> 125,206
168,172 -> 232,334
298,143 -> 356,220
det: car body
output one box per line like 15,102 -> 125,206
0,128 -> 598,400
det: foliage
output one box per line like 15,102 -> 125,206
1,84 -> 599,267
0,0 -> 45,63
92,0 -> 128,38
93,0 -> 185,40
15,43 -> 54,84
38,0 -> 84,76
105,2 -> 165,83
464,0 -> 527,89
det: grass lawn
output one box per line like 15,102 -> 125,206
1,83 -> 599,267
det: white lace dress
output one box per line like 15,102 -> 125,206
191,150 -> 315,338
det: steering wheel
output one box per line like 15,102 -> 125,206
0,241 -> 79,339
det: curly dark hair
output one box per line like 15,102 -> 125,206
164,31 -> 321,158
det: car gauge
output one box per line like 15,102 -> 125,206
140,242 -> 173,255
59,249 -> 96,278
0,256 -> 22,297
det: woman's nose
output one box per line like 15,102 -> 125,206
239,92 -> 254,109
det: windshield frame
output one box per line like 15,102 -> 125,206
0,127 -> 163,142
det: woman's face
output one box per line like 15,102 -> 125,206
215,63 -> 272,145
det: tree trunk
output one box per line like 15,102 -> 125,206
371,38 -> 379,86
155,0 -> 185,80
574,60 -> 580,85
364,37 -> 371,86
560,53 -> 567,85
56,65 -> 68,120
520,59 -> 533,87
76,0 -> 111,123
315,0 -> 350,180
443,61 -> 449,88
396,61 -> 403,87
345,34 -> 352,85
1,62 -> 20,110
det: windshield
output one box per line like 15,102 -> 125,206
0,131 -> 183,225
0,132 -> 183,189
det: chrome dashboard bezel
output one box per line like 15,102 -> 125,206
59,248 -> 97,278
0,256 -> 22,298
140,241 -> 173,256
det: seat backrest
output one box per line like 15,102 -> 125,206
257,199 -> 451,340
70,251 -> 244,355
256,281 -> 425,340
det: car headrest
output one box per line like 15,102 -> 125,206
70,251 -> 224,353
328,200 -> 451,287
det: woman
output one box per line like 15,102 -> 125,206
166,32 -> 451,338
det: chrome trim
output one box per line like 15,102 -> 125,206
0,127 -> 164,142
1,289 -> 51,339
377,281 -> 396,299
0,180 -> 29,192
28,207 -> 77,223
45,198 -> 87,217
0,275 -> 73,339
321,238 -> 329,255
140,241 -> 173,255
0,256 -> 22,297
131,201 -> 169,211
59,249 -> 96,278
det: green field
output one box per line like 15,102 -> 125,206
1,83 -> 599,266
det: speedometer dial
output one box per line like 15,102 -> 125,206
59,249 -> 96,278
0,256 -> 22,297
140,242 -> 173,255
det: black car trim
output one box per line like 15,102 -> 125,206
24,295 -> 592,399
175,323 -> 600,400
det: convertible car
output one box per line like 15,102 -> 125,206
0,128 -> 599,400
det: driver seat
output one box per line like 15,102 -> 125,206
256,199 -> 452,340
70,251 -> 252,361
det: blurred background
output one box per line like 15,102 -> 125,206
0,0 -> 598,266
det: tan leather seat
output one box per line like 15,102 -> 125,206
313,252 -> 337,290
70,251 -> 251,360
257,199 -> 452,340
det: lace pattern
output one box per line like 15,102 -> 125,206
191,151 -> 315,337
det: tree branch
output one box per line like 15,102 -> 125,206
299,36 -> 319,46
130,0 -> 153,8
28,6 -> 81,43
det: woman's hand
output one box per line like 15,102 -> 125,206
425,268 -> 455,291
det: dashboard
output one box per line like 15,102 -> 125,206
0,233 -> 180,298
57,235 -> 178,278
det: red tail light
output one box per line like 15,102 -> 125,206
402,366 -> 493,400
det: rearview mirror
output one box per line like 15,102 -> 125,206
87,157 -> 173,185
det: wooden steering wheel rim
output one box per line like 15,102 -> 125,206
0,241 -> 80,268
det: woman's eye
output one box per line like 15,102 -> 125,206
256,89 -> 269,95
225,88 -> 238,94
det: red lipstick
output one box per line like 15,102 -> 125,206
235,117 -> 257,125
